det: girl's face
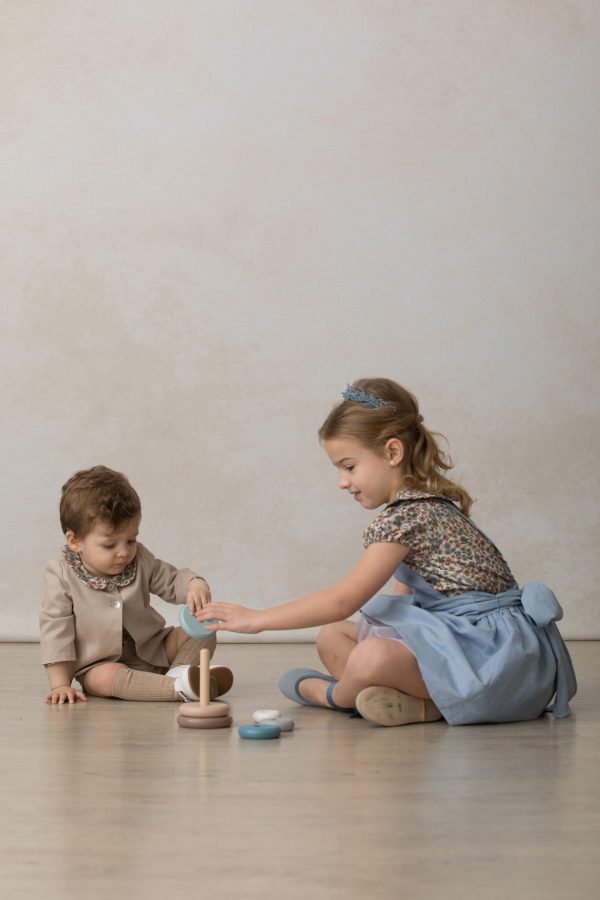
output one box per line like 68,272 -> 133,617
323,436 -> 404,509
66,516 -> 140,577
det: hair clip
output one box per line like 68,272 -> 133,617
342,385 -> 396,410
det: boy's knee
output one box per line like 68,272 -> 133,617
84,663 -> 124,697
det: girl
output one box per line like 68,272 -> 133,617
40,465 -> 233,704
196,378 -> 576,727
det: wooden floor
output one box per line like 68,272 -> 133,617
1,641 -> 598,900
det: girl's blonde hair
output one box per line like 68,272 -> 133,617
318,378 -> 473,515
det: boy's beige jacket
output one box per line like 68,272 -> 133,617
40,543 -> 198,677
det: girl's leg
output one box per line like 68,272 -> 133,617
334,637 -> 431,708
316,620 -> 358,679
299,636 -> 432,709
83,663 -> 180,702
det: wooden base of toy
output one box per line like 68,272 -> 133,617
177,714 -> 233,730
175,648 -> 233,729
178,701 -> 231,719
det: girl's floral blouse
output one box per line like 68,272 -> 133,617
363,489 -> 517,597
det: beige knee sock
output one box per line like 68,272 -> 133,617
111,667 -> 179,702
171,634 -> 216,668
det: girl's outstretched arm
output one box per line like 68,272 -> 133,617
196,541 -> 408,634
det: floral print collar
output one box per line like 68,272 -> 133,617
387,488 -> 453,508
62,545 -> 137,591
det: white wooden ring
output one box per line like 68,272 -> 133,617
252,709 -> 282,723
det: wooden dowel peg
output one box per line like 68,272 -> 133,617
199,648 -> 211,706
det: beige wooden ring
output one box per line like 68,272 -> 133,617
177,714 -> 233,729
178,701 -> 231,718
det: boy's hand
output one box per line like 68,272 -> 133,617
187,576 -> 212,616
44,685 -> 87,704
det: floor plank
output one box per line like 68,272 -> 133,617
0,641 -> 598,899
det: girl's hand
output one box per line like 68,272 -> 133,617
196,602 -> 263,635
187,576 -> 212,616
44,685 -> 87,704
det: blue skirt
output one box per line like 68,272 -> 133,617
360,564 -> 576,726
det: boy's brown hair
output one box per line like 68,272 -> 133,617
59,466 -> 141,537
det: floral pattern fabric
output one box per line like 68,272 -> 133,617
363,489 -> 517,596
62,545 -> 137,591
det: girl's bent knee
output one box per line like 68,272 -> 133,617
317,620 -> 355,648
345,637 -> 398,682
316,623 -> 338,651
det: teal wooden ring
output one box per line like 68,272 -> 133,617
179,604 -> 218,638
238,723 -> 281,740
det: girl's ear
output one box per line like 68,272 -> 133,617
385,438 -> 404,467
65,530 -> 81,552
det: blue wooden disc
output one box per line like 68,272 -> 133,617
238,723 -> 281,740
179,604 -> 218,638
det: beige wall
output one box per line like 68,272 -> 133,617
2,1 -> 598,641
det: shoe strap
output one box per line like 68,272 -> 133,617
325,680 -> 354,713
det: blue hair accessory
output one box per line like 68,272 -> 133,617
342,385 -> 396,410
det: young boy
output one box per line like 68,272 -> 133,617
40,465 -> 233,704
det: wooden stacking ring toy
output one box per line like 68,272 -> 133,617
261,716 -> 295,732
179,604 -> 218,639
176,648 -> 232,730
238,723 -> 281,740
252,709 -> 295,732
179,701 -> 230,719
177,715 -> 233,730
252,709 -> 281,723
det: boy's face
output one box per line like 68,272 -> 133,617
66,516 -> 140,577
